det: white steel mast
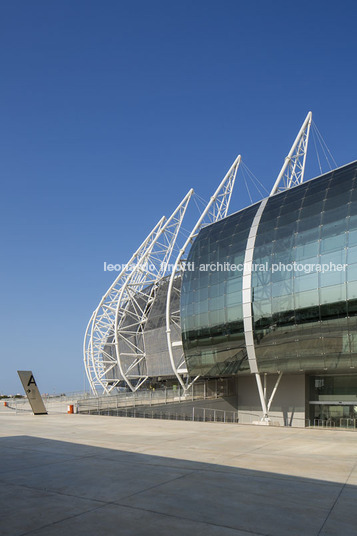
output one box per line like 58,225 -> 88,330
270,111 -> 312,195
166,155 -> 241,390
251,112 -> 312,421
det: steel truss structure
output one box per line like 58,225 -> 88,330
84,217 -> 166,394
270,111 -> 312,196
166,155 -> 241,390
84,155 -> 240,395
84,191 -> 194,395
113,189 -> 193,392
84,112 -> 313,399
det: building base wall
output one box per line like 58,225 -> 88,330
237,374 -> 306,428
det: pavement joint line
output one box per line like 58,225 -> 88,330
0,470 -> 197,506
0,454 -> 100,476
316,458 -> 357,536
17,503 -> 109,536
238,433 -> 302,454
190,467 -> 344,488
228,450 -> 357,466
115,470 -> 196,502
13,449 -> 345,490
0,445 -> 352,487
111,500 -> 270,536
0,478 -> 112,505
108,456 -> 348,487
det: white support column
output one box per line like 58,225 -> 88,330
242,197 -> 269,375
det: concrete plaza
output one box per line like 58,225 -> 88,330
1,407 -> 356,535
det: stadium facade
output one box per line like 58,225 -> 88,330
84,113 -> 357,427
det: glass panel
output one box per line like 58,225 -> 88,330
294,241 -> 319,261
298,214 -> 321,232
253,299 -> 271,319
320,233 -> 346,254
320,249 -> 346,266
348,229 -> 357,247
321,219 -> 347,238
294,256 -> 319,277
347,281 -> 357,300
295,227 -> 320,246
324,190 -> 351,209
320,284 -> 346,304
348,245 -> 357,264
320,267 -> 346,287
294,289 -> 319,308
272,279 -> 293,297
253,285 -> 271,300
226,291 -> 242,307
208,283 -> 225,298
272,294 -> 294,312
209,295 -> 225,311
347,263 -> 357,282
226,305 -> 241,323
322,206 -> 348,224
294,273 -> 318,293
226,278 -> 241,293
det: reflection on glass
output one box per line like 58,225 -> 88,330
181,162 -> 357,376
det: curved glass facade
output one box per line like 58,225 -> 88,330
181,203 -> 259,375
181,161 -> 357,376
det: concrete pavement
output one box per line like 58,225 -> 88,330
1,408 -> 356,535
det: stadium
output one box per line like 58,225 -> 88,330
84,112 -> 357,427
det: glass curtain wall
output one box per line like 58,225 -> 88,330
253,162 -> 357,373
181,161 -> 357,377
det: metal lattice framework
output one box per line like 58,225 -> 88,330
270,111 -> 312,196
83,312 -> 96,394
84,217 -> 165,394
166,155 -> 241,390
113,189 -> 193,392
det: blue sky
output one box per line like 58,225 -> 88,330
1,0 -> 357,394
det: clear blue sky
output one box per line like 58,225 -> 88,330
1,0 -> 357,394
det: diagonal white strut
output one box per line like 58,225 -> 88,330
270,111 -> 312,196
83,311 -> 96,394
166,155 -> 241,390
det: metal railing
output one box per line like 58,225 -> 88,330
77,379 -> 234,414
81,405 -> 238,423
192,407 -> 238,423
3,391 -> 91,415
308,418 -> 357,429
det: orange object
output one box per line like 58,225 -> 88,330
67,404 -> 74,414
4,401 -> 8,407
